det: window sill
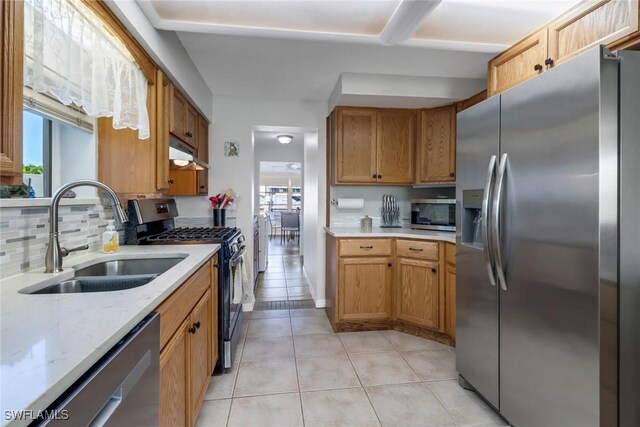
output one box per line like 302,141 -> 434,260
0,198 -> 102,208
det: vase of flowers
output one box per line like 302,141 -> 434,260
209,189 -> 235,227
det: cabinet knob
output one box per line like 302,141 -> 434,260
449,172 -> 455,177
431,268 -> 437,273
544,57 -> 554,67
372,174 -> 377,178
188,326 -> 197,334
534,64 -> 543,72
168,178 -> 174,184
377,174 -> 382,179
194,321 -> 201,329
388,263 -> 392,267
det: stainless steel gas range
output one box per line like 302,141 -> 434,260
125,198 -> 245,374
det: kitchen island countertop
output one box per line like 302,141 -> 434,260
325,226 -> 456,243
0,244 -> 220,427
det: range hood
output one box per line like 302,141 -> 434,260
169,138 -> 210,170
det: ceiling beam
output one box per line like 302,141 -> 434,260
379,0 -> 443,46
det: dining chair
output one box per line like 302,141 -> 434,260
280,212 -> 300,244
268,211 -> 281,239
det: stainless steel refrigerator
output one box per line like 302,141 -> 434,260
456,46 -> 640,427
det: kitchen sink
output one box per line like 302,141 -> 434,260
30,274 -> 158,294
74,257 -> 185,277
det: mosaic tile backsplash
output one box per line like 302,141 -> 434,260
0,202 -> 121,278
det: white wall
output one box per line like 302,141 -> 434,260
176,96 -> 328,308
106,0 -> 213,120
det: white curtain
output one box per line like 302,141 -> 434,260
23,0 -> 150,139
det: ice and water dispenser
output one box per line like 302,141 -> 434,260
461,189 -> 484,248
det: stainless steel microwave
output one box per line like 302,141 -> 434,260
410,199 -> 456,232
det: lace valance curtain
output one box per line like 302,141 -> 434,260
23,0 -> 150,139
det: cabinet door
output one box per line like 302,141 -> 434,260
376,110 -> 416,184
338,257 -> 392,321
445,263 -> 456,338
166,169 -> 197,196
396,258 -> 440,330
0,0 -> 23,184
170,86 -> 187,140
488,28 -> 548,96
196,116 -> 209,163
184,105 -> 198,148
160,319 -> 189,427
548,0 -> 640,66
210,256 -> 219,373
334,108 -> 377,184
197,169 -> 208,195
189,289 -> 212,422
156,70 -> 170,191
417,106 -> 456,183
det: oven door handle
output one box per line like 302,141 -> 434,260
229,247 -> 246,266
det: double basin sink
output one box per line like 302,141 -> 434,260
25,257 -> 185,295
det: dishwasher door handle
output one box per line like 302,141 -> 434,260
89,350 -> 151,426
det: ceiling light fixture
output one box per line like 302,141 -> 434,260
288,163 -> 301,171
277,135 -> 293,144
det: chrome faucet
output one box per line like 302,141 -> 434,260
45,180 -> 129,273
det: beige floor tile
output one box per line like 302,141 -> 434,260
265,264 -> 285,272
288,295 -> 314,301
246,318 -> 292,338
285,270 -> 305,279
205,366 -> 238,400
286,278 -> 308,287
242,335 -> 294,361
350,351 -> 420,386
256,287 -> 288,299
339,331 -> 395,354
251,309 -> 290,319
262,271 -> 287,280
301,388 -> 381,427
402,349 -> 457,381
233,338 -> 245,363
287,287 -> 312,298
257,279 -> 288,289
290,308 -> 327,318
297,355 -> 361,392
291,316 -> 334,335
255,296 -> 290,302
426,380 -> 506,426
382,330 -> 450,352
234,358 -> 298,397
366,382 -> 456,427
228,393 -> 303,427
194,399 -> 232,427
293,333 -> 347,358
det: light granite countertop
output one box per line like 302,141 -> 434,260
0,244 -> 220,427
325,226 -> 457,243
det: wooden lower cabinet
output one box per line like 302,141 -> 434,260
395,257 -> 440,330
338,257 -> 392,321
160,319 -> 189,427
445,263 -> 456,338
158,256 -> 217,427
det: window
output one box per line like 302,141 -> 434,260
259,185 -> 302,213
22,109 -> 52,197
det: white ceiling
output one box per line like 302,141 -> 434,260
254,130 -> 305,147
260,161 -> 302,175
137,0 -> 583,102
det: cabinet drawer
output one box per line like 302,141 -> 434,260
339,239 -> 392,257
396,240 -> 438,261
157,260 -> 211,349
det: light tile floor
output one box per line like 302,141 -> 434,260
255,249 -> 313,302
196,309 -> 508,427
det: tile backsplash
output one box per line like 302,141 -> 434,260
0,201 -> 119,278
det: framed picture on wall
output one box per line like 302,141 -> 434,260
224,141 -> 239,157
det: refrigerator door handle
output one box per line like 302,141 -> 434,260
492,153 -> 508,291
482,155 -> 498,287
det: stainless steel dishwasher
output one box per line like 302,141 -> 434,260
36,313 -> 159,426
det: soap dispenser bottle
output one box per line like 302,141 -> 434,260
102,220 -> 120,253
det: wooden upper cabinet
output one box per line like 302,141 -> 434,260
0,0 -> 24,184
170,86 -> 197,148
156,70 -> 170,191
376,110 -> 415,184
338,257 -> 392,321
548,0 -> 640,66
417,106 -> 456,183
196,116 -> 209,163
488,28 -> 548,96
334,108 -> 378,184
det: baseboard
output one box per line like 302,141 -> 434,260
314,299 -> 327,308
242,302 -> 254,312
